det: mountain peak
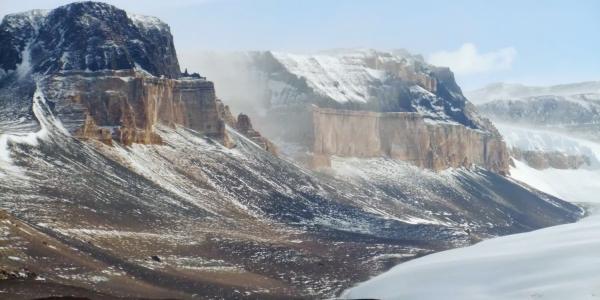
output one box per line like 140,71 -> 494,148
0,1 -> 180,79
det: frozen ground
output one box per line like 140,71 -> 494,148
343,123 -> 600,300
498,123 -> 600,204
343,205 -> 600,300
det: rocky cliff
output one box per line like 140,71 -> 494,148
0,3 -> 585,299
477,94 -> 600,142
0,2 -> 271,148
192,50 -> 510,173
471,82 -> 600,170
511,148 -> 590,170
40,70 -> 226,145
0,1 -> 180,78
312,107 -> 509,173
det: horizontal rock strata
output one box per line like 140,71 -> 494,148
41,69 -> 226,145
312,106 -> 510,174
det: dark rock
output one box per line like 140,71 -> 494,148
0,1 -> 181,78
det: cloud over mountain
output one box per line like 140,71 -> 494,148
428,43 -> 516,75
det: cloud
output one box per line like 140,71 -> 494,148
427,43 -> 517,75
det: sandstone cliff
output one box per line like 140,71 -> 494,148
0,2 -> 275,150
235,113 -> 278,155
40,70 -> 227,145
312,107 -> 510,174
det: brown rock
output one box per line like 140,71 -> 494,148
42,70 -> 230,146
312,106 -> 510,174
216,99 -> 237,128
235,113 -> 278,155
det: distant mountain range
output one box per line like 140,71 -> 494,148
466,81 -> 600,104
474,81 -> 600,143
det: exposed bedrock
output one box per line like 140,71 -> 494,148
511,148 -> 591,170
312,107 -> 510,174
40,70 -> 228,145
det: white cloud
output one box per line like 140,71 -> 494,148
427,43 -> 517,75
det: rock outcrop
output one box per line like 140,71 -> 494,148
0,1 -> 180,78
312,107 -> 510,173
0,2 -> 274,149
235,113 -> 277,155
41,69 -> 227,145
511,148 -> 590,170
191,49 -> 511,174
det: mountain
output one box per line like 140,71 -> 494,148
0,2 -> 180,78
477,92 -> 600,143
473,82 -> 600,168
470,82 -> 600,206
343,82 -> 600,300
192,50 -> 510,173
0,2 -> 584,299
342,82 -> 600,300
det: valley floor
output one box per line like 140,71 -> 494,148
344,203 -> 600,300
344,127 -> 600,299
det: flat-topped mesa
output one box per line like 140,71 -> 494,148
194,49 -> 510,173
0,2 -> 263,147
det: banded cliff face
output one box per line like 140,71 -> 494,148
312,107 -> 509,174
192,50 -> 511,173
40,70 -> 226,146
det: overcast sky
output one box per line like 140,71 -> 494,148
1,0 -> 599,90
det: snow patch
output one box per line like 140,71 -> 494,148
128,13 -> 168,32
0,84 -> 68,176
343,208 -> 600,300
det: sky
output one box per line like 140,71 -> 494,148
1,0 -> 599,90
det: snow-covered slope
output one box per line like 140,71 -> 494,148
511,160 -> 600,204
473,82 -> 600,142
0,82 -> 582,298
343,206 -> 600,300
498,124 -> 600,164
271,49 -> 409,104
494,123 -> 600,204
191,49 -> 487,130
342,86 -> 600,300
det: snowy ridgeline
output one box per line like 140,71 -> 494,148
343,206 -> 600,300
